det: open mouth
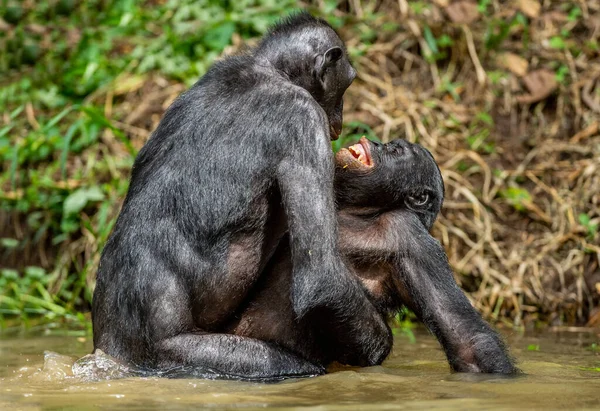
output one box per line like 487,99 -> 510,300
336,136 -> 373,169
347,137 -> 372,166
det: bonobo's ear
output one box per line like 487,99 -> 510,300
323,47 -> 343,67
315,47 -> 343,83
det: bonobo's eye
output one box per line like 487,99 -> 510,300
406,192 -> 430,209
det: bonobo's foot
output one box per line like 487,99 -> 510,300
155,333 -> 325,381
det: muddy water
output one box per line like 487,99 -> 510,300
1,329 -> 599,410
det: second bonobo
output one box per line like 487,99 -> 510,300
228,137 -> 518,374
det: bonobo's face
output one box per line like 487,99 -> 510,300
317,47 -> 356,140
334,137 -> 444,230
256,18 -> 356,140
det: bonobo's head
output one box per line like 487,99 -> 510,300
255,12 -> 356,140
334,137 -> 444,230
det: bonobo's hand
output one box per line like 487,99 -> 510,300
292,260 -> 392,367
291,259 -> 355,317
446,332 -> 518,374
395,213 -> 519,375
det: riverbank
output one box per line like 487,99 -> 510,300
0,0 -> 598,328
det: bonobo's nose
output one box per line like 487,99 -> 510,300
386,139 -> 412,156
389,139 -> 409,147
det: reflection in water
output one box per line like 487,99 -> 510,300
1,329 -> 599,410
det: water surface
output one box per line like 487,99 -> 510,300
1,328 -> 599,410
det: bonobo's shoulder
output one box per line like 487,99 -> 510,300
257,78 -> 326,122
194,55 -> 322,113
191,55 -> 258,91
206,55 -> 255,77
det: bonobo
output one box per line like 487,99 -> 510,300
229,137 -> 517,375
92,12 -> 390,379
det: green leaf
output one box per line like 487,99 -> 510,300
555,65 -> 569,84
549,36 -> 566,50
203,21 -> 236,52
476,112 -> 494,126
1,269 -> 19,281
437,34 -> 454,48
423,26 -> 439,54
568,7 -> 582,22
44,105 -> 78,131
0,238 -> 19,249
579,213 -> 591,225
24,266 -> 46,280
63,187 -> 105,216
499,187 -> 531,211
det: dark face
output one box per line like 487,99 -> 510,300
334,137 -> 444,230
314,47 -> 356,140
255,17 -> 355,141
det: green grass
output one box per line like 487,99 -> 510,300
0,0 -> 308,326
2,0 -> 597,329
0,0 -> 385,328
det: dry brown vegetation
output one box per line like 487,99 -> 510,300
336,0 -> 600,327
1,0 -> 598,327
98,1 -> 600,327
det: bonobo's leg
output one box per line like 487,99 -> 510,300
226,237 -> 392,368
155,333 -> 324,381
393,211 -> 518,374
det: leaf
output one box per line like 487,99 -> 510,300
1,269 -> 19,281
549,36 -> 566,50
446,1 -> 479,24
423,26 -> 439,54
0,238 -> 19,248
517,0 -> 541,19
44,105 -> 78,131
516,69 -> 558,104
476,112 -> 494,126
63,187 -> 105,216
579,213 -> 591,226
80,106 -> 135,155
203,21 -> 236,52
24,266 -> 46,280
496,52 -> 528,77
555,65 -> 569,84
499,187 -> 531,211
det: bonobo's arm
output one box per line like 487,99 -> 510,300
275,108 -> 391,366
391,211 -> 518,374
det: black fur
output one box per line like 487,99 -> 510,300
92,12 -> 388,380
229,137 -> 518,374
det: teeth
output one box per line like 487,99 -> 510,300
346,144 -> 369,165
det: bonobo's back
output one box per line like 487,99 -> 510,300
92,12 -> 392,381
